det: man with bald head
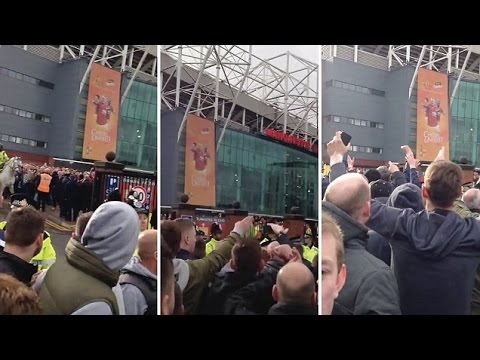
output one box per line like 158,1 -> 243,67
120,229 -> 158,315
268,262 -> 317,315
323,131 -> 400,315
463,188 -> 480,214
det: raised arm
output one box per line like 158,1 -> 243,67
366,199 -> 416,239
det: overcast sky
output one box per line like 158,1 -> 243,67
249,45 -> 318,64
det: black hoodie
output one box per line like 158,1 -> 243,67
323,201 -> 401,315
367,200 -> 480,315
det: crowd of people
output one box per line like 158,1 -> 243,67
161,214 -> 318,315
322,130 -> 480,315
4,162 -> 95,223
0,160 -> 158,314
0,201 -> 157,314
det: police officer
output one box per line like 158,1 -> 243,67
205,223 -> 222,255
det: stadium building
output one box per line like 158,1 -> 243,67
161,45 -> 318,219
322,45 -> 480,169
0,45 -> 157,171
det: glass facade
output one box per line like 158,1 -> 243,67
450,79 -> 480,166
116,80 -> 157,171
217,128 -> 318,218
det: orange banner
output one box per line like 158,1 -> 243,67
82,63 -> 121,161
184,114 -> 216,206
416,68 -> 449,161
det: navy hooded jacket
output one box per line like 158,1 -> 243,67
367,201 -> 480,315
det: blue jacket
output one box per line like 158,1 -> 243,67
367,202 -> 480,315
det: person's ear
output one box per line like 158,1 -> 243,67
421,184 -> 429,200
362,200 -> 371,220
335,264 -> 347,298
229,258 -> 236,271
310,292 -> 317,306
154,250 -> 158,262
272,284 -> 279,302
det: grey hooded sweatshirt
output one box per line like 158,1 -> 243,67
39,201 -> 139,315
120,256 -> 157,315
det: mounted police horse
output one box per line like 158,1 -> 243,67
0,157 -> 21,207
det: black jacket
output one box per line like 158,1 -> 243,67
367,201 -> 480,315
322,201 -> 401,315
366,230 -> 391,266
200,270 -> 257,315
366,197 -> 392,266
268,303 -> 318,315
224,260 -> 284,315
0,251 -> 37,285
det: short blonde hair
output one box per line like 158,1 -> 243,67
322,212 -> 344,270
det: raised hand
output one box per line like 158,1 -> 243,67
388,161 -> 400,173
232,215 -> 254,237
347,155 -> 355,170
401,145 -> 414,158
267,223 -> 288,235
434,146 -> 446,162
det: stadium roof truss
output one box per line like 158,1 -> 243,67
13,45 -> 157,105
322,45 -> 479,105
161,45 -> 318,151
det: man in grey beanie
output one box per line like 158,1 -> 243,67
38,201 -> 139,315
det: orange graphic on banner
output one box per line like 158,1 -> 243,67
416,68 -> 449,161
82,63 -> 121,161
184,115 -> 216,207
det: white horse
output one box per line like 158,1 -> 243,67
0,157 -> 21,206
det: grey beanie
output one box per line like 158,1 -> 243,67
81,201 -> 139,271
387,183 -> 424,212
